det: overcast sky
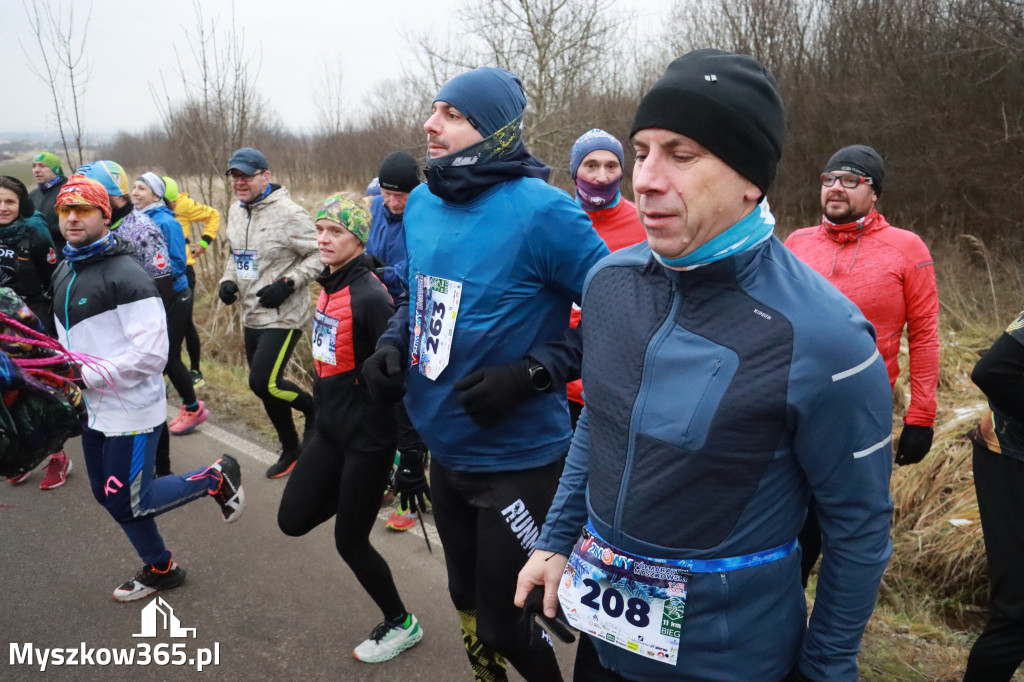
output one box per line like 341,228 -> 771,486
1,0 -> 671,140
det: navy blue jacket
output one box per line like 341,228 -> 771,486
537,236 -> 894,681
367,193 -> 409,304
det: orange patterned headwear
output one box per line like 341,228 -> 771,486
56,174 -> 111,220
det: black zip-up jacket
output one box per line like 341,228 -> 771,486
313,257 -> 396,454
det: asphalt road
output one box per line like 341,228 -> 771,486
1,406 -> 577,681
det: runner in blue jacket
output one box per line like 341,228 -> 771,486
516,50 -> 894,682
365,67 -> 609,681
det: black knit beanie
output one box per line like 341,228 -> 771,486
378,151 -> 421,193
824,145 -> 884,197
630,49 -> 786,193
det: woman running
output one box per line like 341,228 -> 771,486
277,194 -> 422,663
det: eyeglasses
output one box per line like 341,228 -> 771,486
820,172 -> 873,189
227,171 -> 266,183
55,204 -> 100,218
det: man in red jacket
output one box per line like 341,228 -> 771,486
785,144 -> 939,583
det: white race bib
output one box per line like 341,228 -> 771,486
411,274 -> 462,380
558,529 -> 688,666
232,249 -> 259,281
312,309 -> 339,365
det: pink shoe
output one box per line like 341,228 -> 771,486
168,403 -> 189,429
40,452 -> 72,490
169,401 -> 209,436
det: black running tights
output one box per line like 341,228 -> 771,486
277,432 -> 406,622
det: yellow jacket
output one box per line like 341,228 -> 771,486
174,193 -> 221,266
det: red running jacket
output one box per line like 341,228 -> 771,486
785,210 -> 938,426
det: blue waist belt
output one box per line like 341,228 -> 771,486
586,520 -> 798,573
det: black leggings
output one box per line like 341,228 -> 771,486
964,442 -> 1024,682
243,327 -> 314,450
164,288 -> 196,406
277,432 -> 406,622
430,458 -> 564,682
184,265 -> 201,372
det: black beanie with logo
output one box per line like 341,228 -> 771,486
630,49 -> 786,194
378,151 -> 421,193
824,145 -> 885,197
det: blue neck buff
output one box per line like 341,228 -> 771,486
653,199 -> 775,270
40,175 -> 63,191
63,232 -> 117,263
424,116 -> 550,204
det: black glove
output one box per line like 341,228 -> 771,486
362,344 -> 406,402
522,584 -> 576,644
895,424 -> 934,466
453,358 -> 540,429
255,277 -> 294,308
218,280 -> 239,305
393,449 -> 430,514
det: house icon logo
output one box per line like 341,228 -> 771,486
133,596 -> 197,638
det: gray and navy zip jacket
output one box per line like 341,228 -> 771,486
536,236 -> 894,682
51,236 -> 169,435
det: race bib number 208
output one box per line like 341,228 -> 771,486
558,530 -> 688,666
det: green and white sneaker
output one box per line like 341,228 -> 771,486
353,614 -> 423,663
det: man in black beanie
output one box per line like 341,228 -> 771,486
366,151 -> 432,534
517,49 -> 894,682
786,146 -> 938,591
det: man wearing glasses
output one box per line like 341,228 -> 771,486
218,147 -> 320,479
785,144 -> 939,584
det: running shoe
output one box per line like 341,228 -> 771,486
169,401 -> 209,436
190,370 -> 205,388
212,454 -> 245,523
40,452 -> 72,490
113,561 -> 186,602
8,470 -> 32,485
385,507 -> 418,532
353,614 -> 423,663
266,448 -> 299,479
169,403 -> 188,429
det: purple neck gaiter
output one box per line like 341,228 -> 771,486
576,175 -> 621,211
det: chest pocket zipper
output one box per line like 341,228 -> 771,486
681,359 -> 722,440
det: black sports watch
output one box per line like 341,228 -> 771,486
527,361 -> 552,392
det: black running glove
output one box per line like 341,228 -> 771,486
256,277 -> 294,308
522,584 -> 576,644
362,345 -> 406,402
218,280 -> 239,305
895,424 -> 934,466
393,449 -> 430,514
454,358 -> 540,429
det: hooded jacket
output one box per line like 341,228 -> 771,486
367,193 -> 409,303
51,236 -> 168,434
219,185 -> 321,330
785,211 -> 939,427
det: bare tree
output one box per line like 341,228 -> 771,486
21,0 -> 91,170
151,0 -> 274,208
404,0 -> 629,183
312,59 -> 348,137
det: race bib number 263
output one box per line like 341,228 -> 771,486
411,274 -> 461,380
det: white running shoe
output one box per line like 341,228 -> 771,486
353,614 -> 423,663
